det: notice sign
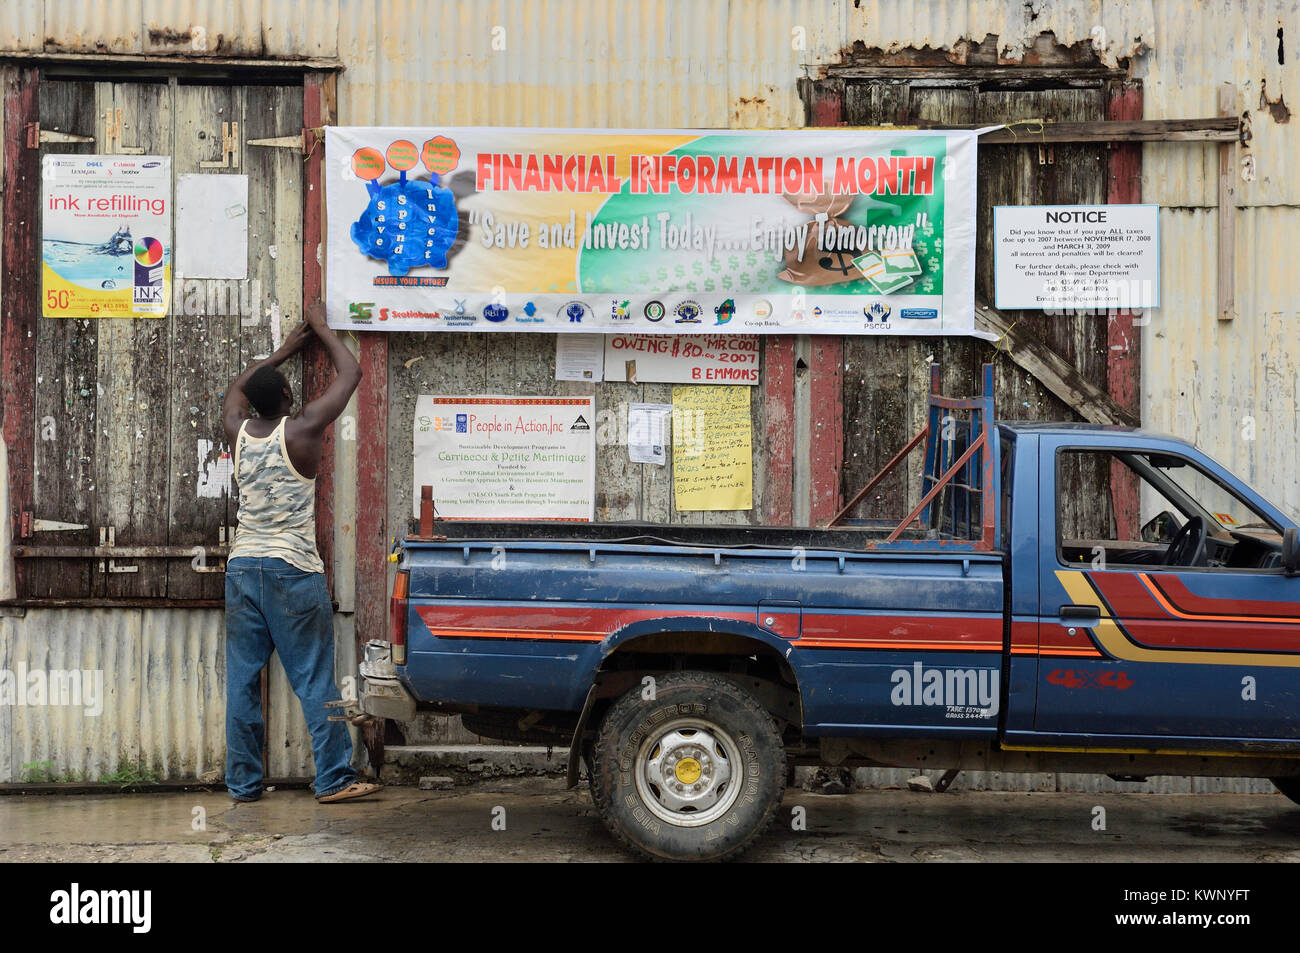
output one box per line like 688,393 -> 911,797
994,204 -> 1158,310
413,396 -> 595,520
42,155 -> 172,317
604,335 -> 760,385
672,385 -> 753,511
326,126 -> 983,337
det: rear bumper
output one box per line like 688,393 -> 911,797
359,639 -> 417,722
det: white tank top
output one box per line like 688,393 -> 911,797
227,418 -> 324,573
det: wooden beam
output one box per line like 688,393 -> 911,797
826,66 -> 1127,84
809,337 -> 844,525
1107,80 -> 1144,540
762,336 -> 794,525
803,76 -> 845,127
0,51 -> 343,72
976,302 -> 1139,427
1,66 -> 39,598
915,117 -> 1239,143
1217,83 -> 1237,321
303,72 -> 336,597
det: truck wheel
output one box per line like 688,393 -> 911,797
594,671 -> 786,861
1271,777 -> 1300,805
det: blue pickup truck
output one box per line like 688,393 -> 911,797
360,365 -> 1300,861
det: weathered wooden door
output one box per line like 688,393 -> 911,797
26,74 -> 303,601
819,75 -> 1121,526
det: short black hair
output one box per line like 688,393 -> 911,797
244,366 -> 290,418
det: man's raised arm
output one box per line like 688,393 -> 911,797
298,301 -> 363,435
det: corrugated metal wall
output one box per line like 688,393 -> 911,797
0,608 -> 355,782
1,1 -> 1297,789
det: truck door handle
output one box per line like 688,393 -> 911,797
1058,605 -> 1100,625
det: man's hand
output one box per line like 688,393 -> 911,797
280,321 -> 314,357
305,299 -> 328,334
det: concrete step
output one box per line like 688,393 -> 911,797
380,745 -> 569,786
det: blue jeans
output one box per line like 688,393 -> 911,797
224,557 -> 356,799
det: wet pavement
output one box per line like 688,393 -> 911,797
3,780 -> 1300,862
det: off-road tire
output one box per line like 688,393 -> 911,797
593,671 -> 786,861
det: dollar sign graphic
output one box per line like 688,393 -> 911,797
692,261 -> 704,275
818,251 -> 855,277
704,278 -> 714,291
722,275 -> 733,289
675,264 -> 686,278
728,256 -> 740,270
657,267 -> 668,282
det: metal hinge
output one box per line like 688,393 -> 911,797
190,526 -> 231,574
247,127 -> 319,156
97,526 -> 138,574
25,123 -> 95,149
103,108 -> 144,155
200,121 -> 240,168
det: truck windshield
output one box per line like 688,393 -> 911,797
1142,454 -> 1281,537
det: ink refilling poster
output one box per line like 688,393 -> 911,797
41,155 -> 172,318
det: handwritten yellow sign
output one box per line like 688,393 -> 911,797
672,385 -> 753,511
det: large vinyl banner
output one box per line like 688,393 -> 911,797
326,127 -> 980,336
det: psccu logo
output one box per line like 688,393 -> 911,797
865,301 -> 891,322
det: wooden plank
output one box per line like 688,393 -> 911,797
805,76 -> 844,127
97,80 -> 172,598
1,66 -> 39,597
1107,80 -> 1143,540
828,66 -> 1127,84
30,77 -> 99,598
166,82 -> 242,600
915,117 -> 1239,143
977,301 -> 1137,427
354,331 -> 387,642
1217,83 -> 1237,321
808,336 -> 843,526
760,336 -> 794,525
303,72 -> 335,595
641,380 -> 674,524
594,379 -> 639,521
841,338 -> 912,522
0,50 -> 342,71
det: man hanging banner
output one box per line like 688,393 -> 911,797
325,127 -> 982,337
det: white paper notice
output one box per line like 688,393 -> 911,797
994,203 -> 1159,310
176,173 -> 249,279
628,403 -> 672,465
412,395 -> 595,520
555,334 -> 605,382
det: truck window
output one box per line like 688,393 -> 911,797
1057,449 -> 1284,572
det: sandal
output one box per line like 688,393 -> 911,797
316,780 -> 381,803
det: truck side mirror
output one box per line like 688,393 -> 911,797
1141,511 -> 1179,544
1284,527 -> 1300,576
